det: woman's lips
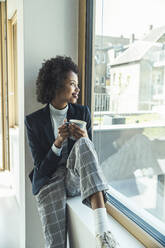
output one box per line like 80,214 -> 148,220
72,93 -> 79,99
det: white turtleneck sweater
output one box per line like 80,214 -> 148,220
49,103 -> 68,156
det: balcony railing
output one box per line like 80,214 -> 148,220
94,93 -> 110,111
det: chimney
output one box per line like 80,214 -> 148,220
149,25 -> 153,31
130,33 -> 135,44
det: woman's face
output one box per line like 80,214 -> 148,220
55,71 -> 80,104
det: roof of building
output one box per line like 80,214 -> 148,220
111,26 -> 165,67
95,35 -> 129,50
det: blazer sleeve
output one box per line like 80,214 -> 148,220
84,106 -> 92,141
25,116 -> 62,179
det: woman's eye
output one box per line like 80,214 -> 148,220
70,82 -> 79,88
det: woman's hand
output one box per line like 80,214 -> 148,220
54,122 -> 69,148
69,123 -> 88,140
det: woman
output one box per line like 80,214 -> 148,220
25,56 -> 119,248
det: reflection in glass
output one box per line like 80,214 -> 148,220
100,128 -> 165,221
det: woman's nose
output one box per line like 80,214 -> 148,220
76,86 -> 80,92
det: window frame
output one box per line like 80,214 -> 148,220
78,0 -> 165,247
0,1 -> 10,171
7,10 -> 18,128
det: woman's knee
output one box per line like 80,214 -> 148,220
76,137 -> 92,146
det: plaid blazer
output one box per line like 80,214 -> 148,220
25,103 -> 92,195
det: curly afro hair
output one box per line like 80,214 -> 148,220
36,56 -> 78,104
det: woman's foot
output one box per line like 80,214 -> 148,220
96,231 -> 120,248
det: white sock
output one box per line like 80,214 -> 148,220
94,208 -> 109,235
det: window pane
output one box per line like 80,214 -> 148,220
93,0 -> 165,237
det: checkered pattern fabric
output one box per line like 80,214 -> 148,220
35,137 -> 109,248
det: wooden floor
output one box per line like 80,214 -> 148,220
0,173 -> 20,248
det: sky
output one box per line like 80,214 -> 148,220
95,0 -> 165,39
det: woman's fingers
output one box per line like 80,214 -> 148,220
70,123 -> 81,131
58,122 -> 88,140
59,125 -> 68,132
69,123 -> 87,139
59,129 -> 69,135
58,124 -> 70,139
69,123 -> 79,132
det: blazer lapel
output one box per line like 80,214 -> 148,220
42,104 -> 55,146
67,103 -> 76,121
67,104 -> 76,154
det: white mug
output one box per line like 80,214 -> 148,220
69,119 -> 87,140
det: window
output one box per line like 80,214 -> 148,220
82,0 -> 165,247
7,11 -> 18,127
106,64 -> 111,78
101,76 -> 105,86
113,73 -> 116,84
0,2 -> 10,171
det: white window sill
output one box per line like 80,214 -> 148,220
67,196 -> 145,248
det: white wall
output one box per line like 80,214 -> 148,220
23,0 -> 79,247
110,64 -> 140,113
7,0 -> 78,247
7,0 -> 20,205
7,1 -> 25,248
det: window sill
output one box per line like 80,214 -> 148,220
67,196 -> 145,248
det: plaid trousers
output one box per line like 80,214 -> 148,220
35,137 -> 108,248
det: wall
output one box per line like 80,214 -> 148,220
7,0 -> 78,247
110,63 -> 140,113
139,60 -> 152,110
23,0 -> 79,247
7,0 -> 19,200
7,1 -> 25,248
